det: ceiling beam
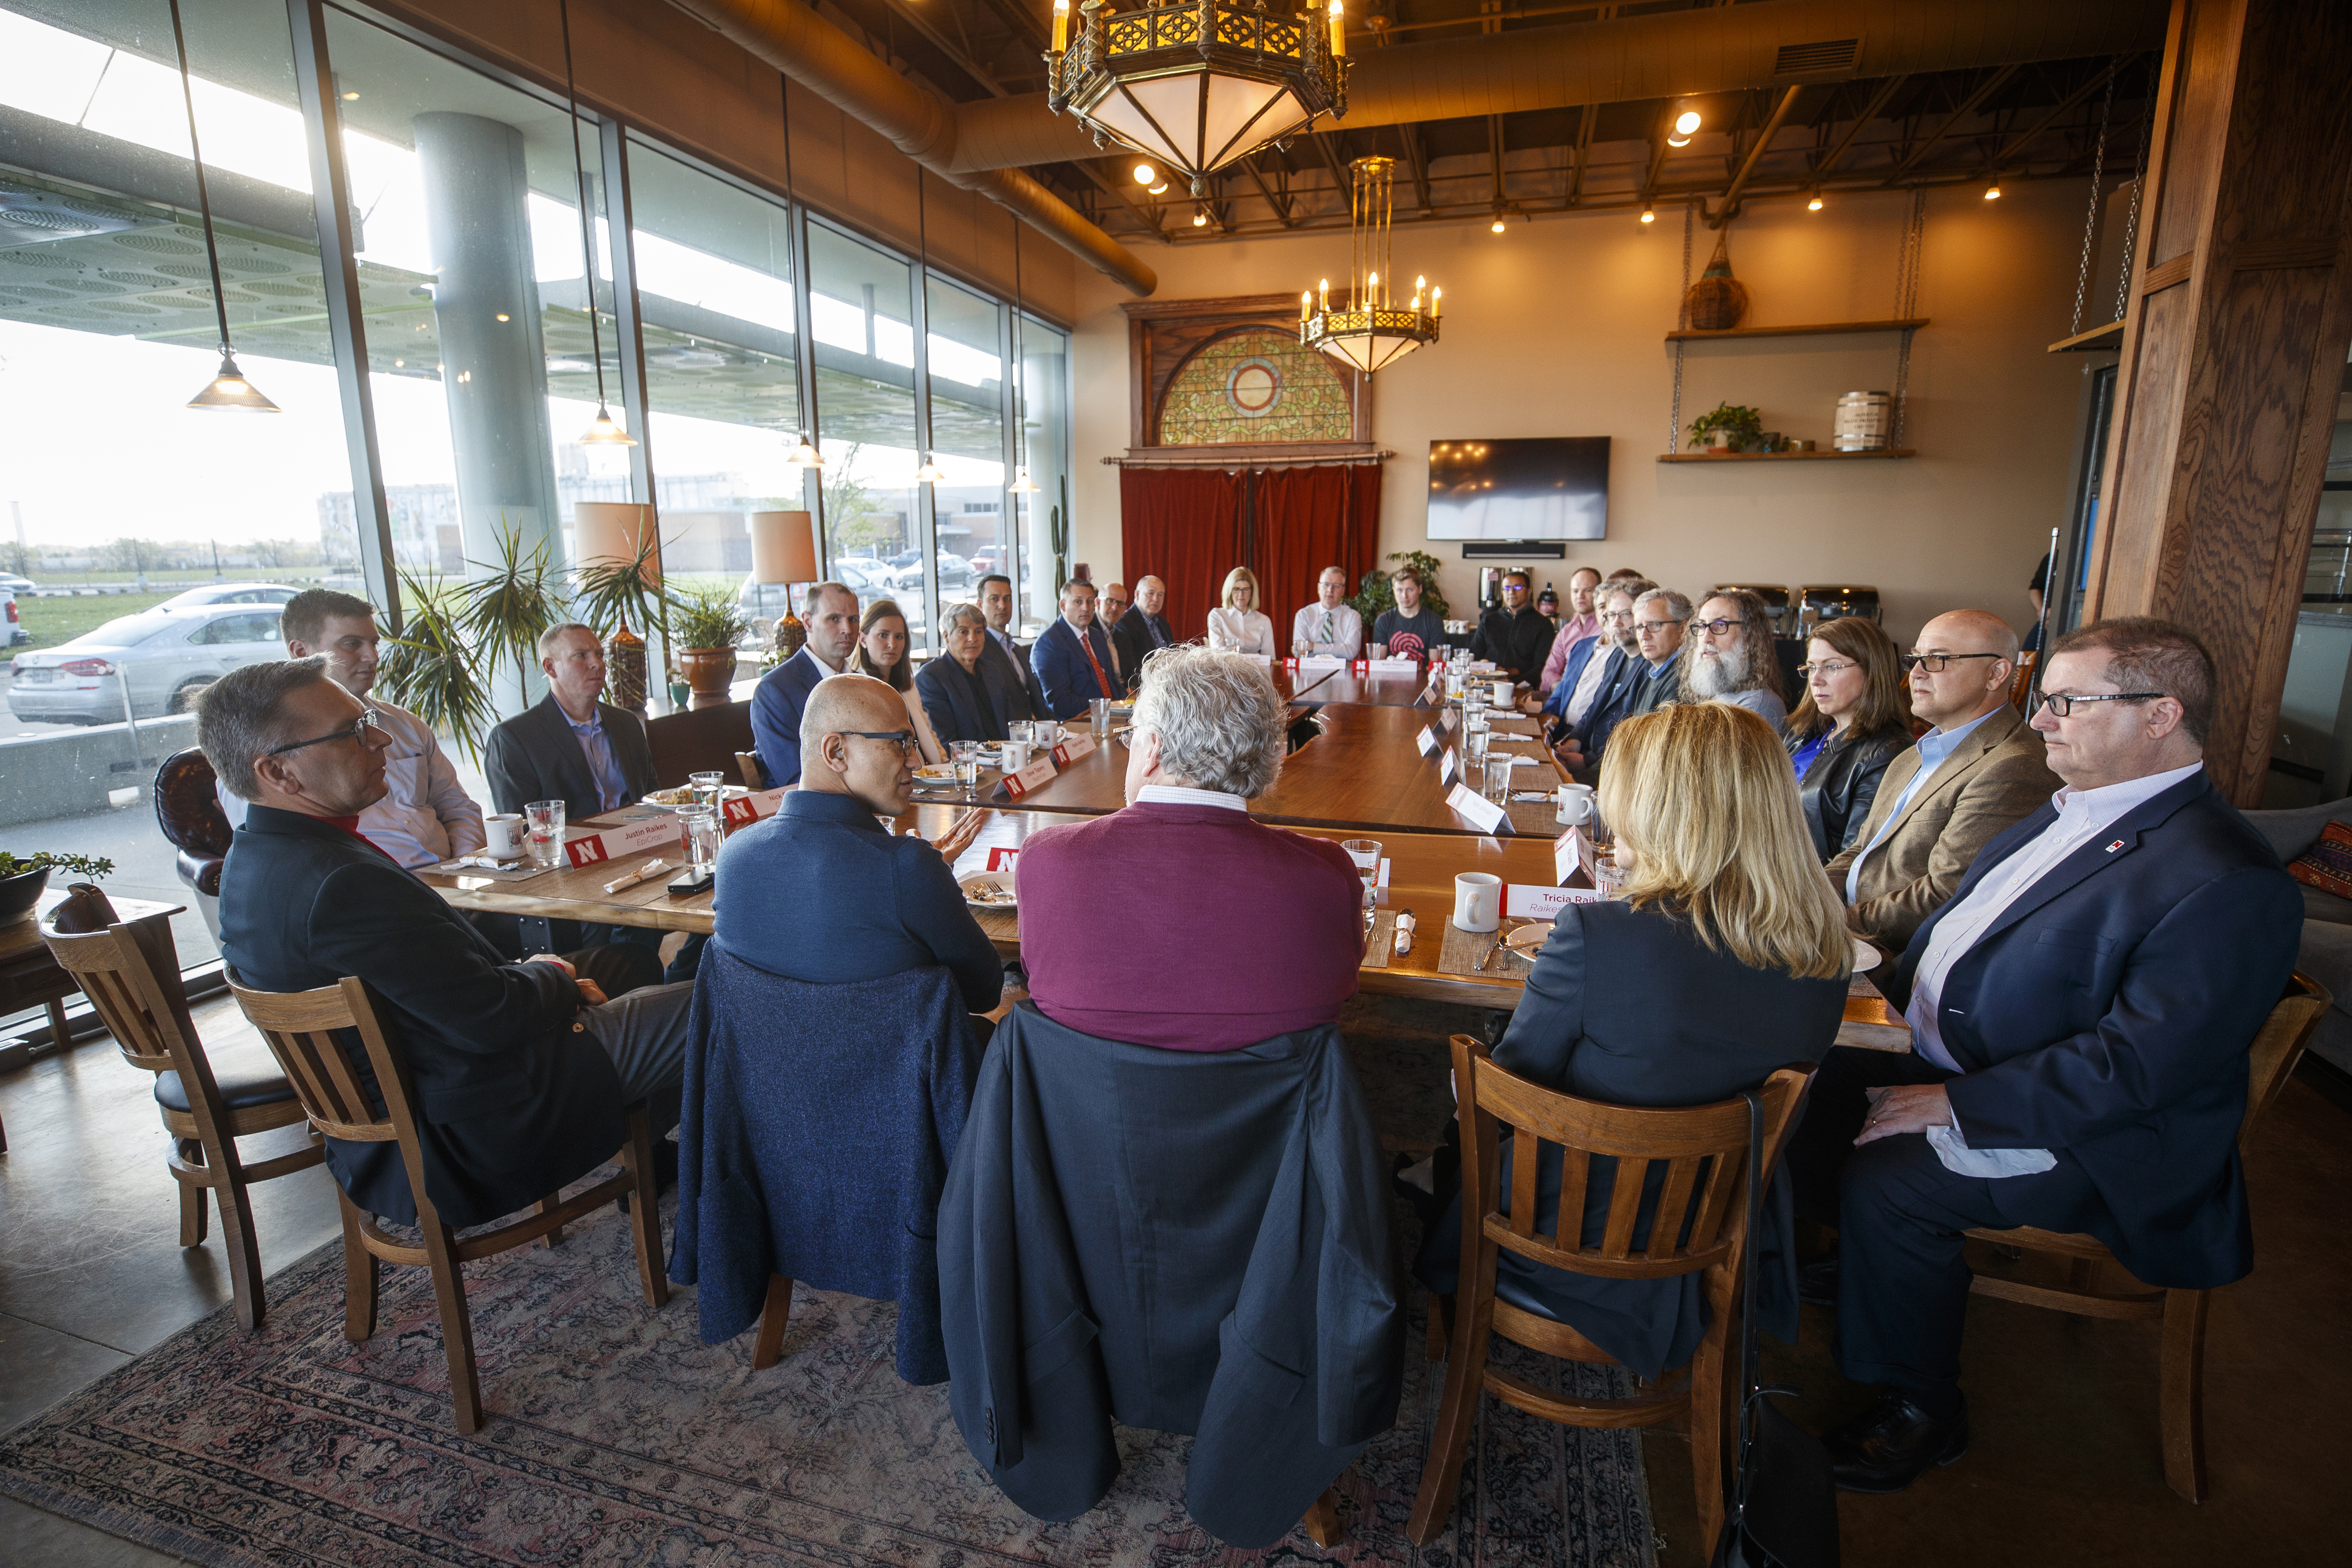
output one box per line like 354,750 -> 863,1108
1712,84 -> 1805,225
1984,53 -> 2134,170
1810,74 -> 1910,182
1881,62 -> 2022,183
1242,153 -> 1296,228
1568,101 -> 1599,205
1400,121 -> 1433,213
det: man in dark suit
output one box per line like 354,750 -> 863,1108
1786,618 -> 2301,1492
749,581 -> 862,786
485,623 -> 656,818
1031,579 -> 1123,721
1551,586 -> 1686,780
977,573 -> 1047,721
1114,575 -> 1177,692
200,657 -> 692,1228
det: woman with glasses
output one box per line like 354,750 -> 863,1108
1204,567 -> 1276,656
1785,617 -> 1914,861
848,599 -> 945,766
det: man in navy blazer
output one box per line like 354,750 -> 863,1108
978,573 -> 1048,721
1030,579 -> 1123,720
749,581 -> 861,785
1113,575 -> 1177,692
1786,618 -> 2301,1493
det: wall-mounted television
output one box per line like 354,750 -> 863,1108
1426,436 -> 1611,541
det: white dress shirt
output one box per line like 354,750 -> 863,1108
1205,607 -> 1276,656
1564,641 -> 1618,726
1136,784 -> 1247,813
1290,602 -> 1364,659
218,699 -> 485,868
1904,759 -> 2205,1174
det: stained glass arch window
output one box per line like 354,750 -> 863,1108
1155,326 -> 1352,445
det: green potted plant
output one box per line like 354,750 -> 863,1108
377,571 -> 498,762
670,584 -> 753,709
574,532 -> 670,713
0,850 -> 115,926
454,520 -> 567,707
1350,549 -> 1452,622
1687,401 -> 1764,453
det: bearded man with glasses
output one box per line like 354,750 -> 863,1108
1785,618 -> 2299,1494
1824,608 -> 2059,953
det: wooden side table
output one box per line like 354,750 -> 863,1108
0,890 -> 186,1153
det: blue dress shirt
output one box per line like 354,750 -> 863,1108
568,710 -> 631,812
1843,704 -> 2003,903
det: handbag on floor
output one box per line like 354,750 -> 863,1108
1710,1090 -> 1840,1568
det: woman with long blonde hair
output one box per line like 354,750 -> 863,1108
1416,700 -> 1851,1379
1203,566 -> 1276,656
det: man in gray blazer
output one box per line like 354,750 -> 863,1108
486,623 -> 656,818
1825,609 -> 2059,951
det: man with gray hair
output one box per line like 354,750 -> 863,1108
1013,646 -> 1363,1051
202,657 -> 693,1231
1679,588 -> 1789,734
1551,586 -> 1688,779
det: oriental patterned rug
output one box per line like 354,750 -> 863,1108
0,1014 -> 1655,1568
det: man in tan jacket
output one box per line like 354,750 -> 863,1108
1826,609 -> 2058,951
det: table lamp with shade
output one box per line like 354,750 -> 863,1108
573,502 -> 661,710
748,510 -> 818,658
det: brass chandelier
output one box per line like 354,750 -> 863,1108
1301,156 -> 1440,374
1045,0 -> 1351,197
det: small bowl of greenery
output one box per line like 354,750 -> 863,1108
0,851 -> 115,926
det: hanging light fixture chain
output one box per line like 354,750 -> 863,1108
558,0 -> 611,411
1892,189 -> 1925,448
166,0 -> 232,359
1669,198 -> 1693,452
2070,70 -> 2118,338
2114,60 -> 2154,324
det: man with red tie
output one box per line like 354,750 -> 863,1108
1031,579 -> 1124,721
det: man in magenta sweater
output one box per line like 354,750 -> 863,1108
1015,646 -> 1364,1051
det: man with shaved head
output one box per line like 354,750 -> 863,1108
715,674 -> 1002,1024
1114,575 -> 1176,693
1825,608 -> 2059,951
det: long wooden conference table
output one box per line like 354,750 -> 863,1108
417,683 -> 1907,1043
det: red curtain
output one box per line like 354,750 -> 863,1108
1252,464 -> 1383,644
1119,466 -> 1245,642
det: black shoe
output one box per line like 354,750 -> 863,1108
1823,1391 -> 1969,1493
1798,1254 -> 1839,1308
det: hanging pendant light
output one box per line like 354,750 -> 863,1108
912,168 -> 941,488
1300,156 -> 1439,374
1008,467 -> 1041,495
1006,211 -> 1039,499
169,0 -> 276,413
784,432 -> 824,469
560,0 -> 636,446
915,453 -> 948,484
1046,0 -> 1351,196
777,76 -> 824,474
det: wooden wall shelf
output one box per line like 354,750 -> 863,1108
2046,320 -> 2126,354
1665,318 -> 1929,343
1658,449 -> 1917,463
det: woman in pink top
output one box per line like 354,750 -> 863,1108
1537,567 -> 1605,693
1014,646 -> 1363,1051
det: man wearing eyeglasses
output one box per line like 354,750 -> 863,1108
1468,569 -> 1556,684
1825,609 -> 2058,952
1787,618 -> 2299,1494
1549,586 -> 1687,780
204,657 -> 696,1234
714,676 -> 1000,1025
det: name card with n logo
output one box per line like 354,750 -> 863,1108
1051,731 -> 1096,766
996,753 -> 1059,799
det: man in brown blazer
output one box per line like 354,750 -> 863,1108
1826,609 -> 2059,951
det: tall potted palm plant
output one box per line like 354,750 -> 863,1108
575,531 -> 669,713
455,521 -> 566,713
377,572 -> 498,761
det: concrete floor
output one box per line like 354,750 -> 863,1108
2,994 -> 2348,1567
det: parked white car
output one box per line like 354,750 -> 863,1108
8,603 -> 285,724
158,582 -> 301,609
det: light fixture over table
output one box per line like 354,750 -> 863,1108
1300,156 -> 1438,374
559,0 -> 636,446
169,0 -> 277,413
1046,0 -> 1352,196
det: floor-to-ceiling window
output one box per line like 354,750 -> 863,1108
806,219 -> 925,641
923,273 -> 1004,626
1016,317 -> 1071,637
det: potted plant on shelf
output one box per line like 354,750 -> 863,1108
0,851 -> 115,926
1687,402 -> 1764,454
670,585 -> 753,709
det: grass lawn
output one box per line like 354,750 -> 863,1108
9,593 -> 181,656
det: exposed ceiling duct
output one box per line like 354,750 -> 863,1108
943,0 -> 2170,174
663,0 -> 1158,296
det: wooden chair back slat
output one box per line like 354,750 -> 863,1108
1453,1032 -> 1814,1283
42,921 -> 194,1078
226,977 -> 398,1144
2241,972 -> 2330,1148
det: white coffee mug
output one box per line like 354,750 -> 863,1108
1453,872 -> 1502,933
1491,678 -> 1515,706
482,813 -> 524,859
1000,740 -> 1031,773
1556,784 -> 1594,826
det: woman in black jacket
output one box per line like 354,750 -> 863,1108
1784,616 -> 1912,861
1415,701 -> 1854,1379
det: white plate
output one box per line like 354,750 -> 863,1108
1851,938 -> 1882,973
960,871 -> 1016,909
1504,922 -> 1550,953
912,764 -> 957,782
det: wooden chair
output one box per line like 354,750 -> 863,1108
1959,970 -> 2330,1503
227,973 -> 669,1435
2008,648 -> 2040,712
41,919 -> 324,1330
646,699 -> 755,788
736,750 -> 769,789
1407,1035 -> 1815,1550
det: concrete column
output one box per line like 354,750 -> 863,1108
414,110 -> 561,712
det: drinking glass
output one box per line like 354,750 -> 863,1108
524,799 -> 565,868
1484,757 -> 1515,804
688,769 -> 725,815
951,740 -> 982,802
1341,837 -> 1383,927
1006,719 -> 1031,748
680,806 -> 723,874
1089,696 -> 1112,737
1465,726 -> 1491,768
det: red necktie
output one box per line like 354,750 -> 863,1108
1077,625 -> 1116,700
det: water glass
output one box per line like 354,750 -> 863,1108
680,806 -> 723,873
1465,726 -> 1491,768
524,799 -> 565,868
1007,719 -> 1032,748
1484,756 -> 1515,804
1089,696 -> 1112,737
950,740 -> 982,801
688,769 -> 725,815
1341,837 -> 1383,926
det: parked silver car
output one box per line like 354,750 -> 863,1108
7,603 -> 285,724
158,582 -> 301,609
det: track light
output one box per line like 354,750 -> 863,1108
1149,181 -> 1169,194
1639,204 -> 1656,225
1674,109 -> 1702,136
1983,180 -> 2002,201
1491,214 -> 1506,233
1132,162 -> 1156,185
1193,207 -> 1210,227
1807,190 -> 1824,212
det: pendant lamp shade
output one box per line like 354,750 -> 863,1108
579,401 -> 639,445
187,350 -> 281,412
785,432 -> 825,469
748,510 -> 817,585
573,502 -> 660,584
914,453 -> 947,484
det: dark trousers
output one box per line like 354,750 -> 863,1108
1787,1046 -> 2104,1396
